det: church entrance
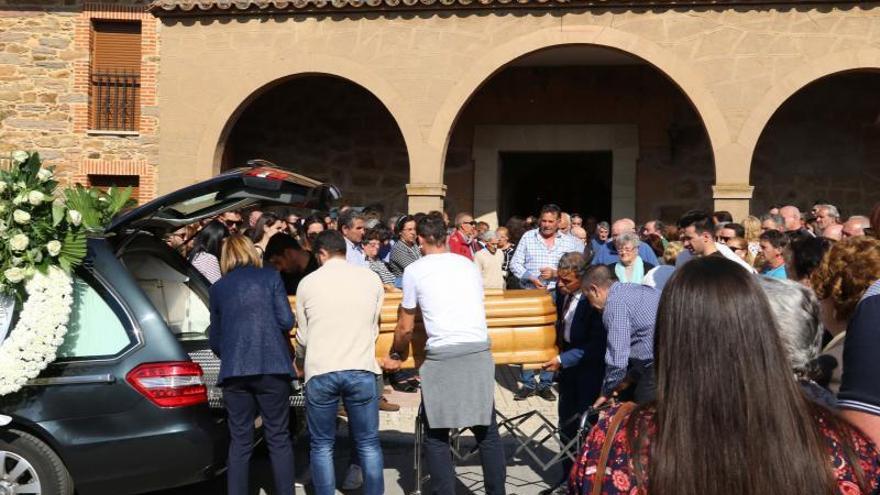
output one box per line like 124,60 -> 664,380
498,151 -> 613,223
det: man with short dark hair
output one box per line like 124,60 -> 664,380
679,211 -> 755,272
383,214 -> 506,495
582,265 -> 660,406
759,230 -> 790,279
338,210 -> 367,267
641,219 -> 668,249
295,230 -> 385,495
716,222 -> 745,244
678,210 -> 720,257
449,212 -> 478,260
509,203 -> 583,401
265,234 -> 319,295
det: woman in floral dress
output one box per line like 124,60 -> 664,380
570,256 -> 880,495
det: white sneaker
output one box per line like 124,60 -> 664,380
341,464 -> 363,490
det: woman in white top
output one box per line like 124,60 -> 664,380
189,220 -> 229,284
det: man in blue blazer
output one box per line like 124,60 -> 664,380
540,251 -> 607,493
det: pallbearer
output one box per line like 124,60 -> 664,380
383,213 -> 507,495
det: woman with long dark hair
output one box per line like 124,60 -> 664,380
249,212 -> 285,257
298,215 -> 325,252
570,256 -> 880,495
189,220 -> 229,283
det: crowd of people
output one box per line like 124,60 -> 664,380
173,198 -> 880,495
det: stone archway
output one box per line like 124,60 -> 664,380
433,35 -> 721,222
426,25 -> 730,187
747,68 -> 880,215
173,55 -> 422,200
220,74 -> 413,213
735,48 -> 880,199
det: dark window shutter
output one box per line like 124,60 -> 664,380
90,21 -> 141,131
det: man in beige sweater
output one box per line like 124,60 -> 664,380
474,230 -> 506,290
294,230 -> 385,495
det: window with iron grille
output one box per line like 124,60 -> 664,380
89,20 -> 141,132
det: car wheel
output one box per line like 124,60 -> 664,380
0,429 -> 73,495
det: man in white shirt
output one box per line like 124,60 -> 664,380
295,230 -> 385,495
383,213 -> 506,495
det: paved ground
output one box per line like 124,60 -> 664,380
151,366 -> 570,495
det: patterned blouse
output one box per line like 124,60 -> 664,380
570,404 -> 880,495
368,259 -> 396,286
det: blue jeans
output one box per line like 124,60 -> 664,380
223,374 -> 294,495
519,367 -> 554,391
306,371 -> 384,495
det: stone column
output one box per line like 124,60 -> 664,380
407,183 -> 447,214
712,183 -> 754,221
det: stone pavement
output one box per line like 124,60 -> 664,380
152,365 -> 569,495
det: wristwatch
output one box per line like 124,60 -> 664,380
389,351 -> 403,361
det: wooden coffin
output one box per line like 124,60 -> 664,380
288,289 -> 557,369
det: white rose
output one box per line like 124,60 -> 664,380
13,209 -> 30,224
11,151 -> 28,164
27,190 -> 45,206
4,267 -> 25,283
10,234 -> 29,251
11,257 -> 22,266
36,168 -> 53,182
0,181 -> 6,194
12,194 -> 24,206
67,210 -> 81,227
46,240 -> 62,257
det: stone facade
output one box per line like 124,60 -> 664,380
149,4 -> 880,221
1,2 -> 879,221
0,1 -> 159,203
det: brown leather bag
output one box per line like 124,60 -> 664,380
590,402 -> 637,495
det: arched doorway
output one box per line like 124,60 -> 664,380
750,71 -> 880,216
222,75 -> 411,214
443,45 -> 716,226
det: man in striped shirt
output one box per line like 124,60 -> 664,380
582,264 -> 660,406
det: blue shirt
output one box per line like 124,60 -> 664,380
509,229 -> 584,289
838,280 -> 880,416
592,241 -> 660,266
601,282 -> 661,396
762,264 -> 787,279
345,237 -> 368,267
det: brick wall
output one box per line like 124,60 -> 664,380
0,1 -> 159,203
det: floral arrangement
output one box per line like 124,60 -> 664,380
0,151 -> 135,395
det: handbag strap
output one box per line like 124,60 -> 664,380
590,402 -> 637,495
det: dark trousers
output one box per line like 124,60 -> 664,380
223,374 -> 294,495
557,374 -> 596,484
622,359 -> 656,405
422,410 -> 507,495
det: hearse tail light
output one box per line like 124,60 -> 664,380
126,362 -> 208,408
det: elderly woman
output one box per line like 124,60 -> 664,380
757,277 -> 834,408
606,232 -> 654,284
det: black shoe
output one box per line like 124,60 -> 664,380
537,387 -> 557,402
514,387 -> 536,401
